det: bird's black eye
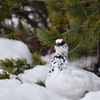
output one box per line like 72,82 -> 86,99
55,43 -> 60,46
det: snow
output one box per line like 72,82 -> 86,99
0,38 -> 32,64
41,53 -> 54,64
0,38 -> 100,100
79,91 -> 100,100
0,79 -> 68,100
18,54 -> 55,84
70,56 -> 97,70
18,64 -> 49,83
0,69 -> 4,73
0,79 -> 21,87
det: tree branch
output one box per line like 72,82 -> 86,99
62,30 -> 70,36
69,44 -> 80,54
0,26 -> 12,32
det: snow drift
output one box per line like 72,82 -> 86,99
0,38 -> 31,64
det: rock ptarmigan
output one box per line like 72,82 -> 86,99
45,39 -> 100,100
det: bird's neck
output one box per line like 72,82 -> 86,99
54,52 -> 68,63
49,52 -> 69,73
56,52 -> 68,58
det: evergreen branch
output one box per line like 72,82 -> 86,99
27,0 -> 53,2
36,81 -> 45,87
0,58 -> 32,75
69,44 -> 80,54
0,71 -> 10,79
79,0 -> 96,4
97,41 -> 100,56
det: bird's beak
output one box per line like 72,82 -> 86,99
55,43 -> 60,46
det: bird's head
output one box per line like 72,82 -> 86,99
55,39 -> 68,54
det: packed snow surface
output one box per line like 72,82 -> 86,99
0,38 -> 31,64
0,79 -> 68,100
18,64 -> 49,83
79,91 -> 100,100
0,38 -> 100,100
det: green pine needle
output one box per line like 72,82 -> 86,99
0,71 -> 10,79
31,51 -> 45,65
0,58 -> 32,75
36,81 -> 45,87
36,28 -> 63,47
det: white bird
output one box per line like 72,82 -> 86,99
45,39 -> 100,100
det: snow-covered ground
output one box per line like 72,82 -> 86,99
0,79 -> 68,100
0,38 -> 100,100
0,38 -> 31,64
18,64 -> 49,84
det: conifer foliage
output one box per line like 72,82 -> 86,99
37,0 -> 100,60
0,0 -> 100,76
0,58 -> 31,75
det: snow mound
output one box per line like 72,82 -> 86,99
0,69 -> 4,73
0,79 -> 21,88
79,91 -> 100,100
0,38 -> 99,100
0,79 -> 68,100
41,53 -> 54,64
0,38 -> 31,64
70,56 -> 97,69
18,64 -> 49,83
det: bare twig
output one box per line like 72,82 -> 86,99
62,30 -> 70,36
69,44 -> 80,54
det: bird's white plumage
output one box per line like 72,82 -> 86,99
55,39 -> 63,43
55,39 -> 68,54
46,39 -> 100,100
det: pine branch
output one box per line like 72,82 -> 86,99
27,0 -> 53,2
